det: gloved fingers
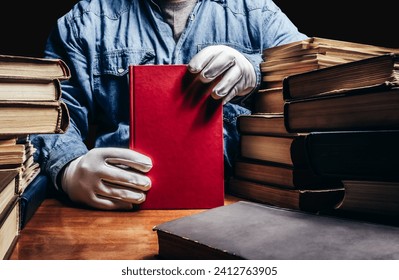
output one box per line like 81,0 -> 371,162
106,157 -> 152,173
87,195 -> 137,210
188,46 -> 222,74
101,167 -> 152,191
199,54 -> 236,83
221,86 -> 239,105
98,147 -> 153,173
212,70 -> 254,104
103,172 -> 151,191
98,180 -> 147,204
188,47 -> 236,82
211,65 -> 242,100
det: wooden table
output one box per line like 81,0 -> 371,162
10,195 -> 240,260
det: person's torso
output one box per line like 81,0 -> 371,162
52,0 -> 302,147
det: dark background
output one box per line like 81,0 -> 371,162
0,0 -> 397,57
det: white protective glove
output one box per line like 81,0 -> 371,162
61,147 -> 153,210
188,45 -> 257,104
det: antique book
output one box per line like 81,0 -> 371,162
129,64 -> 224,209
0,137 -> 17,146
284,87 -> 399,133
240,134 -> 309,167
304,130 -> 399,181
0,169 -> 18,216
0,195 -> 19,259
261,37 -> 398,88
153,200 -> 399,260
20,174 -> 49,229
233,158 -> 342,190
0,77 -> 61,101
261,56 -> 339,85
237,113 -> 294,136
0,138 -> 39,194
262,37 -> 397,60
282,53 -> 399,100
0,144 -> 25,167
335,180 -> 399,217
227,177 -> 344,212
15,138 -> 40,194
0,100 -> 70,135
253,88 -> 284,114
0,54 -> 70,80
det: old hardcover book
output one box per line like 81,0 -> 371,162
0,100 -> 69,135
335,180 -> 399,217
20,174 -> 49,229
240,134 -> 309,167
0,195 -> 19,259
261,37 -> 398,88
237,113 -> 294,136
129,64 -> 224,209
262,37 -> 397,60
234,158 -> 342,190
227,177 -> 344,212
0,169 -> 18,216
14,138 -> 40,194
153,200 -> 399,260
253,88 -> 284,114
282,53 -> 399,100
284,87 -> 399,133
304,130 -> 399,181
0,144 -> 25,167
0,77 -> 61,101
0,54 -> 70,80
0,137 -> 17,146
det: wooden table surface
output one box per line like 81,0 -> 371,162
10,195 -> 240,260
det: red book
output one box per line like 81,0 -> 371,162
129,64 -> 224,209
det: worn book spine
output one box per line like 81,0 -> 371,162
283,88 -> 399,133
228,177 -> 344,212
0,195 -> 19,259
0,100 -> 70,135
0,54 -> 71,80
19,174 -> 48,229
282,53 -> 399,100
233,158 -> 342,189
305,130 -> 399,180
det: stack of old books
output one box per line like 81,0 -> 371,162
228,37 -> 399,214
0,54 -> 70,259
254,37 -> 397,114
282,52 -> 399,221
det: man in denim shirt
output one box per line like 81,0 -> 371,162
31,0 -> 307,210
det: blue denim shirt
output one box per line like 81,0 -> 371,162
31,0 -> 307,189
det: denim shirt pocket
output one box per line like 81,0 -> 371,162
92,48 -> 156,99
92,49 -> 155,110
93,48 -> 156,77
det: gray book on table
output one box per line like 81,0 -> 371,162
153,201 -> 399,260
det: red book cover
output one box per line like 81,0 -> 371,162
129,64 -> 224,209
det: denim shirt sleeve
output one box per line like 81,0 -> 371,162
31,13 -> 92,190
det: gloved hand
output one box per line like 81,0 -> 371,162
61,147 -> 153,210
188,45 -> 256,104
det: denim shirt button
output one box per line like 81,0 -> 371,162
117,68 -> 124,74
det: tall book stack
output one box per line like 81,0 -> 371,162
0,54 -> 70,259
255,37 -> 398,114
229,38 -> 399,213
282,52 -> 399,221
